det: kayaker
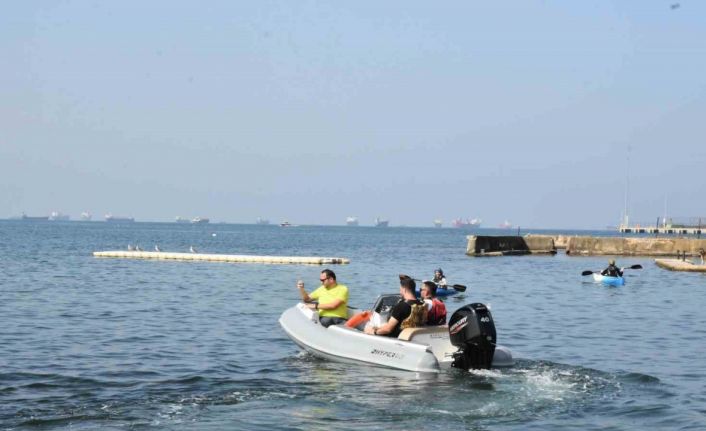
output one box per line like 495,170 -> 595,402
601,259 -> 623,277
365,275 -> 427,337
432,268 -> 448,289
420,280 -> 447,325
296,269 -> 349,328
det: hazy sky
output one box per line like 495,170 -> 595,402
2,1 -> 704,228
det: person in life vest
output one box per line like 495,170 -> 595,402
432,268 -> 447,289
365,275 -> 426,337
296,269 -> 349,328
420,280 -> 447,325
601,259 -> 623,277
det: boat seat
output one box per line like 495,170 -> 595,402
398,325 -> 448,341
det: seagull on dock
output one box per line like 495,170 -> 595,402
135,245 -> 142,251
128,244 -> 135,251
154,245 -> 161,252
190,246 -> 197,253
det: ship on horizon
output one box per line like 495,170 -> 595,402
346,216 -> 359,226
499,220 -> 513,229
49,211 -> 70,221
175,216 -> 189,223
80,212 -> 92,221
434,219 -> 442,228
105,214 -> 135,223
452,218 -> 481,228
191,217 -> 209,224
374,217 -> 389,227
256,217 -> 270,225
20,212 -> 49,221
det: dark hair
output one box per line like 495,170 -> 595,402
399,274 -> 416,292
321,269 -> 336,281
422,280 -> 437,296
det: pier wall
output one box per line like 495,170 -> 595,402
566,236 -> 706,256
524,235 -> 706,256
467,235 -> 706,257
465,235 -> 556,256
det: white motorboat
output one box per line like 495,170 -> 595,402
279,294 -> 513,373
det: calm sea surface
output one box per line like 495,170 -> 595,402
1,221 -> 705,430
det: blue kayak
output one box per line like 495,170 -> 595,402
416,287 -> 458,297
592,273 -> 625,286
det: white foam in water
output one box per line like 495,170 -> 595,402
518,368 -> 580,401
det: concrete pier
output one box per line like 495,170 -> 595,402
655,258 -> 706,272
619,226 -> 702,235
465,235 -> 557,256
468,234 -> 706,257
521,235 -> 706,257
93,251 -> 350,265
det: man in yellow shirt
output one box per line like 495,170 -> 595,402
296,269 -> 349,327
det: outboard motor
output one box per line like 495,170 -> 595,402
448,303 -> 497,370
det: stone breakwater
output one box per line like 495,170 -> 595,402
654,258 -> 706,272
465,235 -> 557,256
466,235 -> 706,257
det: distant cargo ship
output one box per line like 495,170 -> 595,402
175,216 -> 189,223
191,217 -> 210,224
80,212 -> 92,221
105,214 -> 135,223
346,216 -> 359,226
374,217 -> 389,227
499,220 -> 513,229
280,220 -> 297,227
434,219 -> 442,228
452,218 -> 482,229
49,211 -> 70,221
256,218 -> 270,225
21,213 -> 49,221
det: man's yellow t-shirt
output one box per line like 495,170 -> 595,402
310,283 -> 349,319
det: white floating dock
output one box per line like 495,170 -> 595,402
654,258 -> 706,272
93,251 -> 350,265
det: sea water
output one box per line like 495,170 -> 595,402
1,221 -> 705,430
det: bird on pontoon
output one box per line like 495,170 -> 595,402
189,246 -> 197,253
154,245 -> 161,252
135,245 -> 142,251
128,244 -> 135,251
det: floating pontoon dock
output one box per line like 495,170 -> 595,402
654,258 -> 706,272
93,251 -> 350,265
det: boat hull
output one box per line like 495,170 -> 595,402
592,273 -> 625,286
279,303 -> 513,373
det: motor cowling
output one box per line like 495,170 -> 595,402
448,303 -> 497,370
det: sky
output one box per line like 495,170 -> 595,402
1,1 -> 705,229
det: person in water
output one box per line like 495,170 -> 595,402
432,268 -> 447,289
421,280 -> 447,325
365,275 -> 426,337
601,259 -> 623,277
296,269 -> 349,328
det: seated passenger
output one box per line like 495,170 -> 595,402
365,275 -> 427,337
420,280 -> 447,325
296,269 -> 349,327
601,259 -> 623,277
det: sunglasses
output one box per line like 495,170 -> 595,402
319,277 -> 329,282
